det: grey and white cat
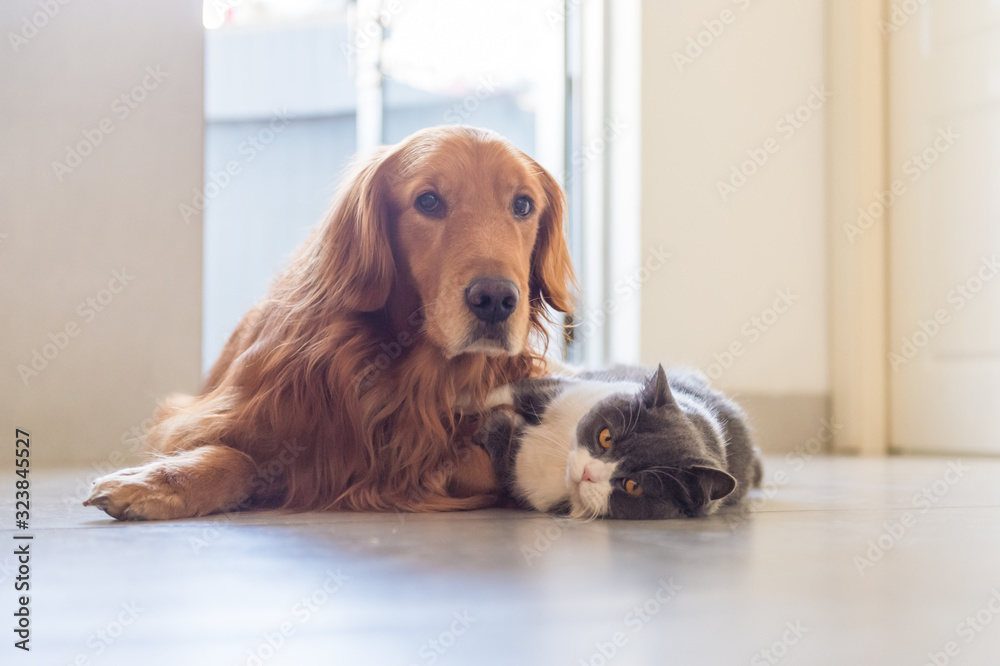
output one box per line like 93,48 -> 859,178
475,364 -> 763,520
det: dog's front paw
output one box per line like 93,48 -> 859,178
84,465 -> 187,521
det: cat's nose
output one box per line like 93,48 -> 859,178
580,465 -> 595,483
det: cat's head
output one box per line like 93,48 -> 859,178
565,365 -> 737,520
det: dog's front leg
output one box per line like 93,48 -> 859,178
84,445 -> 258,520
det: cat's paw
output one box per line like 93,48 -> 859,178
84,465 -> 188,521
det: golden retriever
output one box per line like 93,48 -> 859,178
84,125 -> 575,520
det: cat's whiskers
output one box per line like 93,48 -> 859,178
523,432 -> 577,488
623,401 -> 639,439
614,404 -> 628,433
569,496 -> 603,522
528,434 -> 574,460
586,499 -> 606,521
644,465 -> 686,489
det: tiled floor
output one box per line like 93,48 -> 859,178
5,455 -> 1000,665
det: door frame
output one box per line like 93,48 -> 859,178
826,0 -> 890,455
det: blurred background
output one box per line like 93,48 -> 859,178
1,0 -> 997,470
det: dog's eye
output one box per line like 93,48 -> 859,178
513,196 -> 533,217
416,192 -> 442,215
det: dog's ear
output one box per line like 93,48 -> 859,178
529,162 -> 577,313
319,147 -> 397,312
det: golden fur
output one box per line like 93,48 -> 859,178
84,126 -> 575,520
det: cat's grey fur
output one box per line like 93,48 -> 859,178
475,364 -> 763,519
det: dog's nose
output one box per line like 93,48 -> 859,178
465,277 -> 519,324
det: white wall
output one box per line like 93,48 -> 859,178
0,0 -> 204,468
636,0 -> 828,400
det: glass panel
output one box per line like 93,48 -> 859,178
204,0 -> 351,30
202,1 -> 357,370
380,0 -> 564,161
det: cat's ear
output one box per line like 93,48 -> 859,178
689,465 -> 737,502
642,364 -> 678,411
663,465 -> 738,514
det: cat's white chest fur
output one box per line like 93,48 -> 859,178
498,380 -> 641,515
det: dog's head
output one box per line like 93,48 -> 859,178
322,126 -> 575,357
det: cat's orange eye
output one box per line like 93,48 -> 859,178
598,428 -> 613,449
624,479 -> 643,496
